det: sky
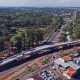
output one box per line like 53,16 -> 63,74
0,0 -> 80,7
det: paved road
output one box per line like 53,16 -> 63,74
47,24 -> 63,42
47,17 -> 65,42
47,30 -> 60,42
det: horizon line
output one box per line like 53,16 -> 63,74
0,6 -> 80,8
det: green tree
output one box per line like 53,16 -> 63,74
15,36 -> 22,52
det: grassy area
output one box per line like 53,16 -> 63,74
41,57 -> 50,65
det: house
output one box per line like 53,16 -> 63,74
63,56 -> 72,62
66,67 -> 76,77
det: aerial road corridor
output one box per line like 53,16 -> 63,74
0,39 -> 80,67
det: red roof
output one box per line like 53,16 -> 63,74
63,56 -> 72,61
67,67 -> 76,76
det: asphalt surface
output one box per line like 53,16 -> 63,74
47,30 -> 60,42
48,23 -> 67,43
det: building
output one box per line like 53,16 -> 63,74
66,32 -> 71,41
67,61 -> 80,70
66,67 -> 76,77
72,68 -> 80,79
54,58 -> 80,69
70,52 -> 79,58
54,58 -> 69,68
73,57 -> 80,63
63,56 -> 72,62
54,58 -> 80,79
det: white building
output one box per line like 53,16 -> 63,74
54,58 -> 69,68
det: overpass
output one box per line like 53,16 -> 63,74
26,39 -> 80,54
0,39 -> 80,67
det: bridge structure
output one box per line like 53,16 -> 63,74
0,39 -> 80,67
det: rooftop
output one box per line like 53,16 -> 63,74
67,67 -> 76,76
67,61 -> 80,70
63,56 -> 72,62
54,58 -> 69,68
54,58 -> 80,70
73,57 -> 80,63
